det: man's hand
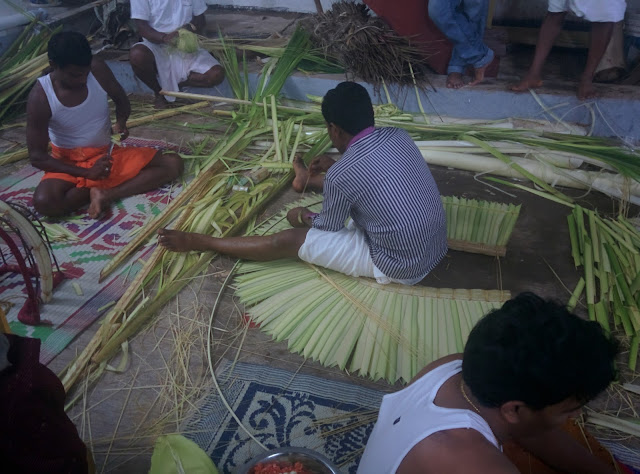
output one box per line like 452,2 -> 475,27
162,31 -> 178,45
182,22 -> 197,33
287,207 -> 316,228
112,121 -> 129,141
309,155 -> 335,176
85,155 -> 112,181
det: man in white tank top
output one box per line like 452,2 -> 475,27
27,32 -> 183,219
358,293 -> 619,474
129,0 -> 224,108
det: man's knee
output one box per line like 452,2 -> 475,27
158,152 -> 183,180
271,228 -> 308,253
203,65 -> 225,87
33,188 -> 64,217
129,44 -> 153,69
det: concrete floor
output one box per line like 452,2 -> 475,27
2,6 -> 640,472
2,104 -> 640,471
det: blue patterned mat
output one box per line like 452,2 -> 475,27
183,360 -> 386,474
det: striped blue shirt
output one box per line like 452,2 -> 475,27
312,127 -> 447,280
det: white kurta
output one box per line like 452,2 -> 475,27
131,0 -> 219,101
548,0 -> 627,22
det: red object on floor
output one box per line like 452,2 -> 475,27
363,0 -> 498,77
242,313 -> 261,329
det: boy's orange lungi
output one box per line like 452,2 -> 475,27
42,144 -> 157,189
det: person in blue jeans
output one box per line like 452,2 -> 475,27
428,0 -> 494,89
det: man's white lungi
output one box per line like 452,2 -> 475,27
548,0 -> 627,22
298,221 -> 423,286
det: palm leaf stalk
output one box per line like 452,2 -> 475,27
100,30 -> 320,279
486,178 -> 640,370
147,82 -> 640,205
379,119 -> 640,186
176,94 -> 640,203
61,168 -> 294,392
199,35 -> 342,73
0,22 -> 60,122
585,412 -> 640,438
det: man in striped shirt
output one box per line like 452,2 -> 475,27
159,82 -> 447,285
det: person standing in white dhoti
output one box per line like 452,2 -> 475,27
511,0 -> 627,100
129,0 -> 224,107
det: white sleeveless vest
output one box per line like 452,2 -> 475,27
38,72 -> 111,149
357,360 -> 500,473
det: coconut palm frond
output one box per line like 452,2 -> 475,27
236,259 -> 508,384
236,195 -> 514,384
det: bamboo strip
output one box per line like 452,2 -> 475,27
126,101 -> 210,127
160,90 -> 309,115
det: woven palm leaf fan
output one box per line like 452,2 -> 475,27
235,195 -> 514,384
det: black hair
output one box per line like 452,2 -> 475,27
48,31 -> 92,69
321,81 -> 375,136
462,292 -> 618,410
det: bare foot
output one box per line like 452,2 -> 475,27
469,63 -> 490,86
153,94 -> 168,109
446,72 -> 465,89
577,80 -> 598,100
157,228 -> 212,252
291,155 -> 309,193
88,188 -> 111,219
511,75 -> 543,92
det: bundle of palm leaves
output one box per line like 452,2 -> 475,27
0,20 -> 58,123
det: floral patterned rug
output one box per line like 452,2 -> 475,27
0,137 -> 182,364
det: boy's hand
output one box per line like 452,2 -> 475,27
112,122 -> 129,141
85,155 -> 112,180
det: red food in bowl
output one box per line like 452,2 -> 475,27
250,461 -> 314,474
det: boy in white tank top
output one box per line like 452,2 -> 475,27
358,292 -> 620,474
27,31 -> 183,219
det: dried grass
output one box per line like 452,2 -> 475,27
299,1 -> 429,86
